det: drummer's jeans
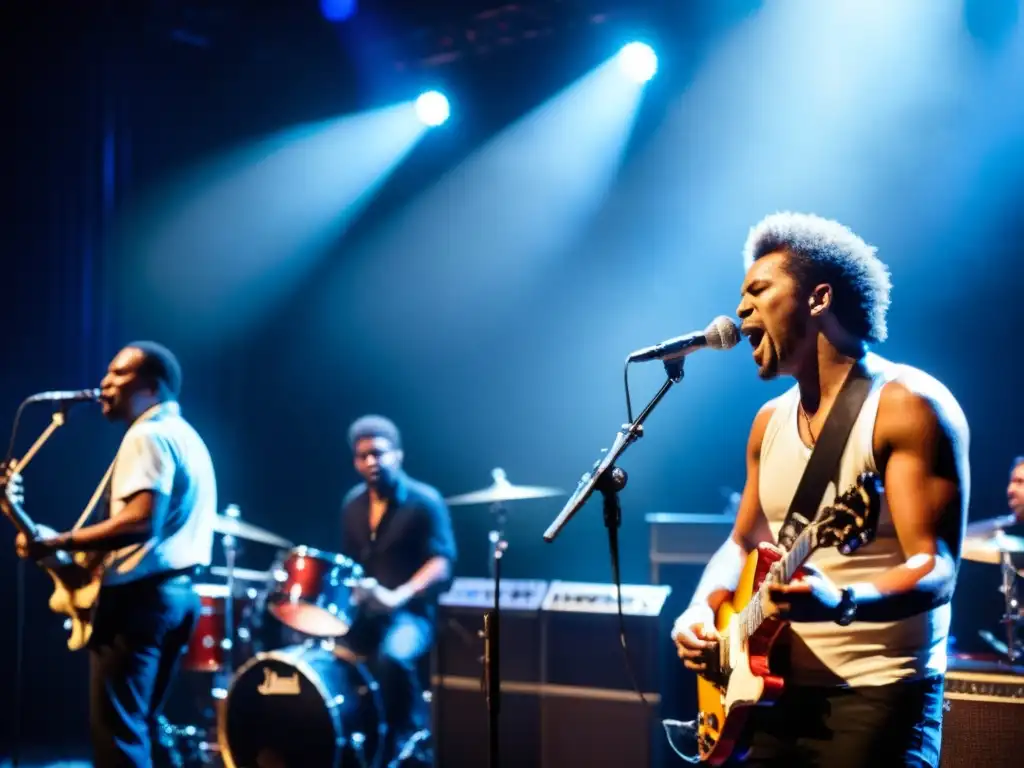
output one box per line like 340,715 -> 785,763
347,610 -> 434,738
88,573 -> 200,768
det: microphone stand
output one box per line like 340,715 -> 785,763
482,501 -> 507,768
543,358 -> 685,543
2,403 -> 82,768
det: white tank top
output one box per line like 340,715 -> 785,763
758,353 -> 955,687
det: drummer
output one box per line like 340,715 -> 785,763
337,414 -> 457,764
965,456 -> 1024,538
1005,456 -> 1024,528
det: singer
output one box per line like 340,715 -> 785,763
671,212 -> 968,767
14,341 -> 216,768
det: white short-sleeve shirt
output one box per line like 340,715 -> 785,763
102,401 -> 217,586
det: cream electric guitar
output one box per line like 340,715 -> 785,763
0,465 -> 103,650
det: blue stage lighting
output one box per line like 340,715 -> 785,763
415,91 -> 451,127
618,42 -> 658,83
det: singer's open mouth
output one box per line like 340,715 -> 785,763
742,326 -> 765,349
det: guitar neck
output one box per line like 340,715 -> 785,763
739,529 -> 816,640
1,498 -> 38,540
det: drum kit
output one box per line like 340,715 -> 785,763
961,514 -> 1024,664
161,471 -> 565,768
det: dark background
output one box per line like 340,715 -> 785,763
3,0 -> 1023,753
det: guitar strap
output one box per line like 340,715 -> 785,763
776,361 -> 873,551
72,457 -> 116,532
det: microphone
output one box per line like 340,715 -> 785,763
25,388 -> 102,405
627,316 -> 741,363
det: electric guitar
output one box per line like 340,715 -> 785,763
692,471 -> 884,765
0,464 -> 103,650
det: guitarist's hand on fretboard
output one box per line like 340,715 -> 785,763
15,524 -> 65,565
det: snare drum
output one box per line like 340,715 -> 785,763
219,643 -> 385,768
182,583 -> 259,673
267,546 -> 362,637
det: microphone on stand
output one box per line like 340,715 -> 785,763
627,316 -> 740,363
24,389 -> 101,405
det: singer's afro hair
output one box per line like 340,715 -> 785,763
742,212 -> 892,344
347,414 -> 402,452
126,340 -> 182,400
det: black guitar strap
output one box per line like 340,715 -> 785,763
776,361 -> 874,551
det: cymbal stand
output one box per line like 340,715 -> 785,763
482,501 -> 507,768
999,547 -> 1021,663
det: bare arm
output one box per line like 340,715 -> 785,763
845,382 -> 968,621
397,555 -> 451,603
687,404 -> 776,615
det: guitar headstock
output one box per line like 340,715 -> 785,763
808,472 -> 884,555
0,460 -> 24,510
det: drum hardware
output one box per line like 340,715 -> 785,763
964,525 -> 1024,664
446,468 -> 566,768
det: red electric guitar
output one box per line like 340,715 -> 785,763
691,471 -> 883,765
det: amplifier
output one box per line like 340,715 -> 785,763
940,661 -> 1024,768
433,578 -> 548,768
540,581 -> 673,768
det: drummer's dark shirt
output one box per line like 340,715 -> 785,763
340,472 -> 457,620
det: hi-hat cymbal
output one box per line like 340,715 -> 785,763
213,515 -> 293,549
445,468 -> 564,507
208,566 -> 273,583
962,529 -> 1024,566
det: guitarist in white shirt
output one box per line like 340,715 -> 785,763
15,341 -> 216,768
671,213 -> 969,767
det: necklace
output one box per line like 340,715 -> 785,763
799,403 -> 817,446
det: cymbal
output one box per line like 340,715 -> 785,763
445,468 -> 564,507
208,566 -> 273,583
213,515 -> 293,549
964,514 -> 1019,538
962,529 -> 1024,565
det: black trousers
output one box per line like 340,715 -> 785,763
88,573 -> 200,768
730,674 -> 945,768
340,610 -> 434,741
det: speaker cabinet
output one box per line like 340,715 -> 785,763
940,661 -> 1024,767
433,579 -> 547,768
539,581 -> 673,768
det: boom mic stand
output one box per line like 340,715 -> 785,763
543,357 -> 685,543
2,403 -> 86,768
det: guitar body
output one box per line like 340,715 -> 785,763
0,471 -> 103,652
696,543 -> 795,765
41,552 -> 102,650
679,472 -> 883,766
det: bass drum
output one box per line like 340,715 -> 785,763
219,643 -> 386,768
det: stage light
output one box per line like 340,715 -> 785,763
415,91 -> 450,127
618,42 -> 657,83
320,0 -> 357,22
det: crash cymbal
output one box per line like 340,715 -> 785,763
962,529 -> 1024,565
445,468 -> 564,507
213,515 -> 293,549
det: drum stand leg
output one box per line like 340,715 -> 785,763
482,503 -> 507,768
1000,550 -> 1021,663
